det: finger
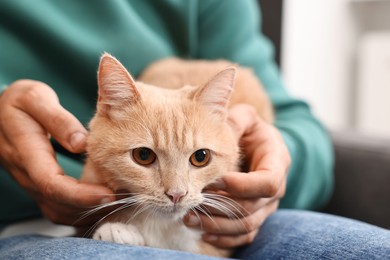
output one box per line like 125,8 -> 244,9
39,199 -> 119,227
7,109 -> 114,207
202,194 -> 273,217
36,167 -> 115,208
18,138 -> 114,208
203,229 -> 258,248
201,189 -> 269,217
225,116 -> 289,199
221,170 -> 285,199
15,82 -> 88,153
186,202 -> 272,235
39,200 -> 89,226
201,201 -> 279,248
227,104 -> 258,139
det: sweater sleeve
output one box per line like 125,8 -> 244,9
196,0 -> 334,209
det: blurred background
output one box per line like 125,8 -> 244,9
259,0 -> 390,229
261,0 -> 390,137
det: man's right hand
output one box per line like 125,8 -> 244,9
0,79 -> 114,226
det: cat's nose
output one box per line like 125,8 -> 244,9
165,190 -> 188,204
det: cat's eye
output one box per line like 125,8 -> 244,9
132,147 -> 156,166
190,149 -> 211,167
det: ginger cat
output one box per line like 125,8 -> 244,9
81,53 -> 273,257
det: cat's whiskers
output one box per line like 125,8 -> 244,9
77,194 -> 139,221
201,193 -> 249,232
77,200 -> 125,224
126,204 -> 148,224
195,204 -> 218,229
189,207 -> 203,230
78,193 -> 147,237
84,202 -> 133,238
204,193 -> 248,216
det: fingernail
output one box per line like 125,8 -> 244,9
185,214 -> 200,226
212,178 -> 226,190
204,234 -> 218,242
70,132 -> 87,150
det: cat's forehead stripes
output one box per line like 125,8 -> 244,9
150,106 -> 198,153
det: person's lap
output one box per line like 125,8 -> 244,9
1,210 -> 389,260
233,209 -> 390,259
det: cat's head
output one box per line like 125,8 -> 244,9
87,53 -> 240,219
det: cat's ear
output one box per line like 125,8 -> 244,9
194,67 -> 236,119
97,53 -> 140,118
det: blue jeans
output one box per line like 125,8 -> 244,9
1,210 -> 389,259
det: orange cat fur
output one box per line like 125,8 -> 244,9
138,58 -> 273,123
81,53 -> 273,257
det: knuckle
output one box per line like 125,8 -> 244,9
235,185 -> 247,198
41,179 -> 57,199
246,105 -> 257,118
208,220 -> 222,233
264,179 -> 279,197
239,200 -> 254,216
245,231 -> 257,245
238,103 -> 256,115
17,177 -> 32,192
228,118 -> 244,138
50,112 -> 69,130
0,140 -> 11,162
17,87 -> 36,105
10,79 -> 41,88
243,216 -> 257,232
224,238 -> 238,248
37,174 -> 61,202
1,80 -> 49,105
14,80 -> 57,105
14,145 -> 26,161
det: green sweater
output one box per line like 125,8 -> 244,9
0,0 -> 334,226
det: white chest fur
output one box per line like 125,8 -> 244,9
136,216 -> 201,252
93,212 -> 201,253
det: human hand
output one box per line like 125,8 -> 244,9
0,80 -> 114,226
184,104 -> 291,248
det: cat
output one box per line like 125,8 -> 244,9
80,53 -> 273,257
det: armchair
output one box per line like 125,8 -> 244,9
323,130 -> 390,229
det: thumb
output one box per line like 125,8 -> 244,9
227,104 -> 258,140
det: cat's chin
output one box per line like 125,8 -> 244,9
151,206 -> 189,221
